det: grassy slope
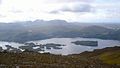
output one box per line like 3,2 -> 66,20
0,46 -> 120,68
99,50 -> 120,65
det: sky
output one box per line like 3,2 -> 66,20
0,0 -> 120,23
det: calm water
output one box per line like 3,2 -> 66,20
0,38 -> 120,55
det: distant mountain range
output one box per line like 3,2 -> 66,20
0,20 -> 120,43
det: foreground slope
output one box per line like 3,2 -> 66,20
0,46 -> 120,68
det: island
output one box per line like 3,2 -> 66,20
19,43 -> 65,53
72,41 -> 98,47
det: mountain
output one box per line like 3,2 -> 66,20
108,29 -> 120,40
0,20 -> 119,43
78,25 -> 114,38
0,20 -> 83,43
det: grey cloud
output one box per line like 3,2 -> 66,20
10,10 -> 23,13
44,0 -> 93,3
0,14 -> 6,18
61,4 -> 92,12
12,10 -> 23,13
49,4 -> 92,14
0,0 -> 2,4
49,11 -> 60,14
56,0 -> 92,2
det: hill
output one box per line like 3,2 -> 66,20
0,20 -> 119,43
0,46 -> 120,68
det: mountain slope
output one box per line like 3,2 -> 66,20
0,20 -> 119,43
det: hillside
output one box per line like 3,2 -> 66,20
0,46 -> 120,68
0,20 -> 119,43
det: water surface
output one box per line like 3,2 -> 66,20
29,38 -> 120,55
0,38 -> 120,55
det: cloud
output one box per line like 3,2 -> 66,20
94,0 -> 120,3
0,0 -> 120,23
0,0 -> 2,4
49,3 -> 92,14
49,11 -> 60,14
61,4 -> 92,12
44,0 -> 93,3
10,10 -> 23,13
0,14 -> 6,18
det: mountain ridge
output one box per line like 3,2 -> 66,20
0,20 -> 120,43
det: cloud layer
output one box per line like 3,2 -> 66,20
0,0 -> 120,23
43,0 -> 93,3
59,4 -> 91,13
0,0 -> 1,2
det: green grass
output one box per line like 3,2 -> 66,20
99,50 -> 120,65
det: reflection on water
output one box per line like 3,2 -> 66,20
0,38 -> 120,55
